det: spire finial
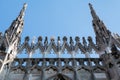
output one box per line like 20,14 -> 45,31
88,3 -> 99,20
17,3 -> 27,20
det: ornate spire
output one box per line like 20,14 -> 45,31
89,3 -> 110,39
4,3 -> 27,47
17,3 -> 27,21
89,3 -> 99,20
0,3 -> 27,74
89,3 -> 112,55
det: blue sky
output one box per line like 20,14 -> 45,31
0,0 -> 120,58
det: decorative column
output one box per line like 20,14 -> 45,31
100,53 -> 120,80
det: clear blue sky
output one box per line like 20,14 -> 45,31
0,0 -> 120,38
0,0 -> 120,58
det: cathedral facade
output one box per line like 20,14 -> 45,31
0,3 -> 120,80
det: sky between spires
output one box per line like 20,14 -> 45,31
0,0 -> 120,58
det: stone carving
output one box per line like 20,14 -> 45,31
0,3 -> 120,80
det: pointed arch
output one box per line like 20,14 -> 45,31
93,66 -> 106,72
62,66 -> 75,71
93,67 -> 108,80
46,73 -> 72,80
62,68 -> 74,74
45,66 -> 58,79
77,67 -> 92,80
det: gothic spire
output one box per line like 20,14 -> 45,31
4,3 -> 27,51
89,3 -> 112,54
16,3 -> 27,21
89,3 -> 111,41
0,3 -> 27,74
89,3 -> 99,20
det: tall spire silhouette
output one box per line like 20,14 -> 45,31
4,3 -> 27,47
89,3 -> 99,20
89,3 -> 112,54
17,3 -> 27,21
0,3 -> 27,75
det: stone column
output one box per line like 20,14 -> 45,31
100,54 -> 120,80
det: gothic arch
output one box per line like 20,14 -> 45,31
93,66 -> 106,72
62,66 -> 74,73
30,68 -> 42,74
62,66 -> 74,79
62,66 -> 74,71
46,66 -> 58,70
45,65 -> 59,73
46,73 -> 72,80
45,66 -> 58,79
77,66 -> 91,72
77,68 -> 92,80
93,67 -> 108,80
